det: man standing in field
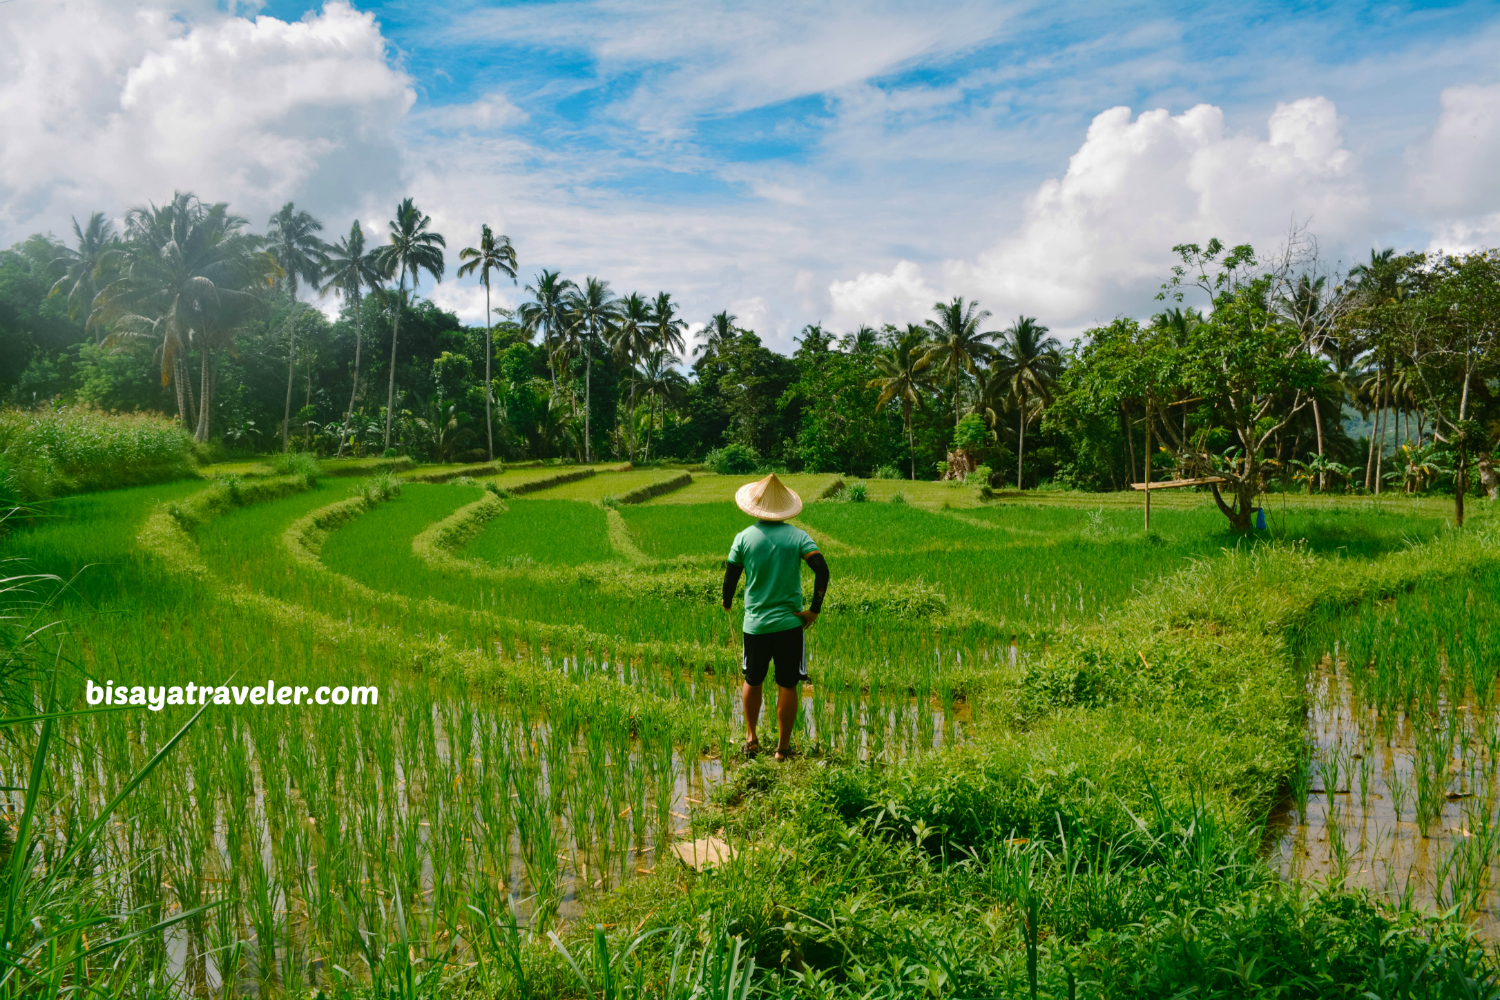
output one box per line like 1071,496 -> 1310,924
722,474 -> 830,761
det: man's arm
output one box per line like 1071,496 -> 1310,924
722,561 -> 744,611
797,551 -> 829,625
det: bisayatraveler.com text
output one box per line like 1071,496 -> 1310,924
86,679 -> 378,711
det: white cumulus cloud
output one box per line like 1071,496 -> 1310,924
1415,81 -> 1500,252
828,260 -> 941,329
0,1 -> 413,238
830,97 -> 1370,332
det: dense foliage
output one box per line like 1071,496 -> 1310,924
4,202 -> 1499,525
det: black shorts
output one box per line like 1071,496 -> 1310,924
742,625 -> 808,689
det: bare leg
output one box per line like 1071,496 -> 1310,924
776,683 -> 800,755
742,682 -> 763,745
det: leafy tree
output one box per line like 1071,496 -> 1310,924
518,270 -> 575,394
714,330 -> 801,463
560,277 -> 619,462
994,316 -> 1063,489
1403,250 -> 1500,525
265,203 -> 327,452
649,292 -> 688,356
869,326 -> 933,479
48,213 -> 119,331
373,198 -> 445,450
636,347 -> 687,460
92,193 -> 274,441
923,297 -> 996,427
611,292 -> 653,461
843,324 -> 879,355
457,224 -> 518,460
694,310 -> 739,359
320,220 -> 384,457
1155,239 -> 1327,528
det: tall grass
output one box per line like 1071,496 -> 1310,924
0,406 -> 198,502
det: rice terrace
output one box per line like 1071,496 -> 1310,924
6,398 -> 1500,998
7,1 -> 1500,997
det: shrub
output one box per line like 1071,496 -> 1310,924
952,413 -> 990,453
842,480 -> 869,503
0,406 -> 196,501
382,447 -> 398,458
353,470 -> 402,505
889,490 -> 907,505
269,452 -> 321,482
872,464 -> 902,480
969,463 -> 995,500
705,443 -> 760,475
600,495 -> 621,509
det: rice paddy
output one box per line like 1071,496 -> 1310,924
5,464 -> 1498,997
1280,562 -> 1500,938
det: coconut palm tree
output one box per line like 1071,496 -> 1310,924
993,316 -> 1063,490
637,346 -> 688,461
694,311 -> 738,358
373,198 -> 446,450
868,325 -> 933,480
923,297 -> 996,428
560,277 -> 619,463
49,212 -> 118,332
649,291 -> 688,357
457,224 -> 519,461
92,194 -> 273,441
266,203 -> 328,453
518,270 -> 576,393
611,292 -> 653,461
320,221 -> 385,457
843,324 -> 880,355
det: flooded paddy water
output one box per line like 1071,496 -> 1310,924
1273,567 -> 1500,939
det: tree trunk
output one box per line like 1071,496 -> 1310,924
1457,443 -> 1467,527
583,330 -> 592,464
644,393 -> 654,461
1209,480 -> 1254,531
1457,366 -> 1473,527
338,292 -> 363,459
628,373 -> 638,463
384,269 -> 405,450
485,282 -> 494,462
194,347 -> 214,443
1374,394 -> 1386,495
173,352 -> 192,432
1016,396 -> 1025,491
1143,399 -> 1151,531
547,317 -> 559,395
281,288 -> 297,453
907,403 -> 916,481
1312,398 -> 1325,492
1123,405 -> 1136,485
1363,370 -> 1379,491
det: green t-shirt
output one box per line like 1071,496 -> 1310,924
727,521 -> 820,635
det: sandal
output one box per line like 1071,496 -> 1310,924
774,747 -> 797,762
742,738 -> 761,759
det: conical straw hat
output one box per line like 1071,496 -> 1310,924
735,473 -> 802,521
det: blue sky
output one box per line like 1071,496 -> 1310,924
3,0 -> 1499,348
